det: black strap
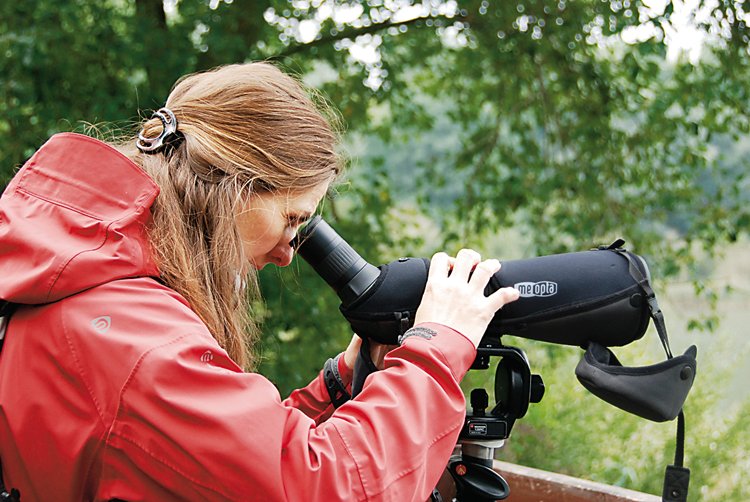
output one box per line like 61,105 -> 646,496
352,338 -> 379,398
615,250 -> 673,358
662,412 -> 690,502
0,447 -> 20,501
0,302 -> 17,353
0,486 -> 20,501
0,302 -> 14,317
0,304 -> 21,500
323,354 -> 351,408
607,248 -> 691,502
674,411 -> 686,467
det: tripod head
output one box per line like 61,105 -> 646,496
447,339 -> 545,501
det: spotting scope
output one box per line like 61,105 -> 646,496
294,216 -> 652,349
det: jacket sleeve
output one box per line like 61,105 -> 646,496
98,322 -> 475,502
281,353 -> 354,424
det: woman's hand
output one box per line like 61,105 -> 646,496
414,249 -> 520,349
343,248 -> 516,366
343,335 -> 397,370
343,335 -> 362,369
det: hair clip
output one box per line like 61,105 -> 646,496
136,107 -> 183,154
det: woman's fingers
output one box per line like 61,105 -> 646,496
468,259 -> 501,291
428,251 -> 452,281
416,249 -> 519,348
450,248 -> 481,282
487,286 -> 520,312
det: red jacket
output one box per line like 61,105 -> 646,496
0,133 -> 476,501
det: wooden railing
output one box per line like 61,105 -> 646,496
494,461 -> 660,502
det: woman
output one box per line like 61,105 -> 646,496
0,63 -> 519,501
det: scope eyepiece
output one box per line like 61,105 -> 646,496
294,216 -> 380,306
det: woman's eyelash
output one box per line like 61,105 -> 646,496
287,215 -> 310,227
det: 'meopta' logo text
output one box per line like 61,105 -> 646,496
514,281 -> 558,298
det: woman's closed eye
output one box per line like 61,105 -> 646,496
286,214 -> 312,230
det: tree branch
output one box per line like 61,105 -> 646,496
269,13 -> 464,60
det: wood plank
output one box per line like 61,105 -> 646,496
494,461 -> 660,502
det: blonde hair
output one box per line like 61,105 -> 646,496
117,62 -> 342,369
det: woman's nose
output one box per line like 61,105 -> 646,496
269,236 -> 294,267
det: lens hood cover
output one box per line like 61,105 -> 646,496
575,342 -> 697,422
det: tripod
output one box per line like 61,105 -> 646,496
444,341 -> 545,501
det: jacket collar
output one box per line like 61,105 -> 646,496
0,133 -> 161,304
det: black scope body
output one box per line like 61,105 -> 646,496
295,216 -> 653,348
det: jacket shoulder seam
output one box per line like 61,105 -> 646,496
60,300 -> 108,427
59,300 -> 112,495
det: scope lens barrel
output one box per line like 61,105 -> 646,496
294,216 -> 380,306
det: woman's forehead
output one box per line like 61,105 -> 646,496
250,181 -> 330,213
291,181 -> 331,208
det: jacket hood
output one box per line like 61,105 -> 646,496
0,133 -> 160,305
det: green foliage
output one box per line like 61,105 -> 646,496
2,1 -> 749,498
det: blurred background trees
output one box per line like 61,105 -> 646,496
2,1 -> 748,499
